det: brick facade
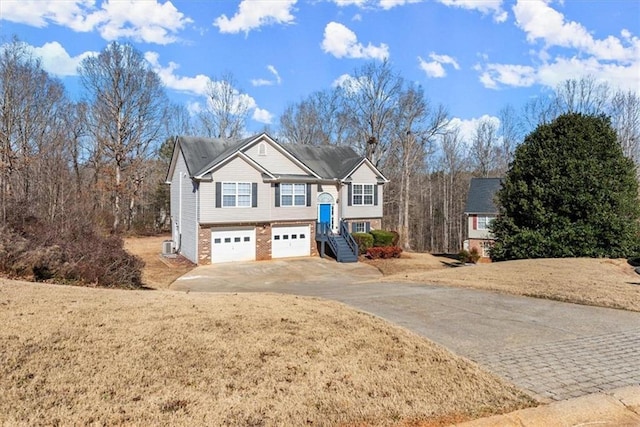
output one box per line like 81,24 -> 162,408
468,238 -> 494,262
198,224 -> 211,265
197,221 -> 318,265
256,223 -> 271,261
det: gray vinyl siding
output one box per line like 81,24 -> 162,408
170,152 -> 198,263
244,143 -> 309,175
200,157 -> 272,223
200,156 -> 317,224
272,183 -> 317,221
342,164 -> 384,219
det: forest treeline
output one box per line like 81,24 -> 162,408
2,38 -> 639,255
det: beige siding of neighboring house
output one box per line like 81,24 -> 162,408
200,156 -> 272,224
467,214 -> 496,240
341,163 -> 384,219
170,151 -> 199,263
243,142 -> 309,175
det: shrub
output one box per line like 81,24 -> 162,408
459,247 -> 481,264
366,246 -> 403,259
0,218 -> 144,289
351,232 -> 374,255
370,230 -> 395,247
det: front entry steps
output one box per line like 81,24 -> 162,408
316,221 -> 359,263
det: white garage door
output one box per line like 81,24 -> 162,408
272,225 -> 310,259
211,228 -> 256,263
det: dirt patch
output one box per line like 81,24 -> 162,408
377,254 -> 640,312
0,280 -> 535,426
124,235 -> 195,289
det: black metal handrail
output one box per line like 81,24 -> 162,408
339,220 -> 358,257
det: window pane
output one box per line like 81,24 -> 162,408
353,195 -> 363,205
282,195 -> 293,206
281,184 -> 293,195
223,195 -> 236,207
363,185 -> 373,195
294,184 -> 306,194
223,183 -> 236,193
237,195 -> 251,207
243,236 -> 250,242
353,185 -> 363,195
294,195 -> 305,205
238,183 -> 251,194
214,238 -> 221,244
234,237 -> 241,242
224,238 -> 231,243
283,235 -> 289,240
364,195 -> 373,205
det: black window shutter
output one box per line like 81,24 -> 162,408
347,183 -> 352,206
373,185 -> 378,206
274,183 -> 280,207
252,183 -> 258,207
365,222 -> 371,232
306,183 -> 311,207
215,182 -> 221,208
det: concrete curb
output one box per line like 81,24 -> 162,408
456,385 -> 640,426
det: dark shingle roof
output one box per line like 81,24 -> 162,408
464,178 -> 502,214
282,144 -> 362,179
177,135 -> 252,176
176,133 -> 369,180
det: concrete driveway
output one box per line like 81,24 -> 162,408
170,258 -> 640,402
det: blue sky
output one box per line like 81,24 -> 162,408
1,0 -> 639,139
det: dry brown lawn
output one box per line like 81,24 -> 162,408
369,252 -> 640,312
0,279 -> 534,426
124,235 -> 195,289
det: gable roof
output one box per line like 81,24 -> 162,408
178,135 -> 252,177
167,133 -> 388,183
465,177 -> 502,214
283,144 -> 363,180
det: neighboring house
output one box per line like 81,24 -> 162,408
165,133 -> 388,265
463,177 -> 502,259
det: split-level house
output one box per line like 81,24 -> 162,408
165,133 -> 388,264
463,177 -> 502,259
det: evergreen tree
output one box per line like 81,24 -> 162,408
491,113 -> 640,261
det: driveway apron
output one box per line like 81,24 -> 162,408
172,260 -> 640,402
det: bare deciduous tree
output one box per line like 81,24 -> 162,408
79,41 -> 168,231
198,72 -> 252,139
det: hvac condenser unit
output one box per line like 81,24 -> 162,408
162,240 -> 175,255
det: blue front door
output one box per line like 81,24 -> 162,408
319,203 -> 331,225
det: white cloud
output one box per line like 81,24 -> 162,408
332,0 -> 368,6
251,65 -> 282,86
214,0 -> 297,35
321,22 -> 389,60
30,41 -> 97,77
0,0 -> 97,30
437,0 -> 508,23
418,53 -> 459,78
476,57 -> 640,93
0,0 -> 192,45
144,51 -> 211,95
513,0 -> 640,62
379,0 -> 422,10
252,108 -> 273,124
448,115 -> 501,143
474,1 -> 640,93
96,1 -> 192,44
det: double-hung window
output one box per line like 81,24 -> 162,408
352,184 -> 374,206
222,182 -> 251,207
281,183 -> 306,207
477,215 -> 495,230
